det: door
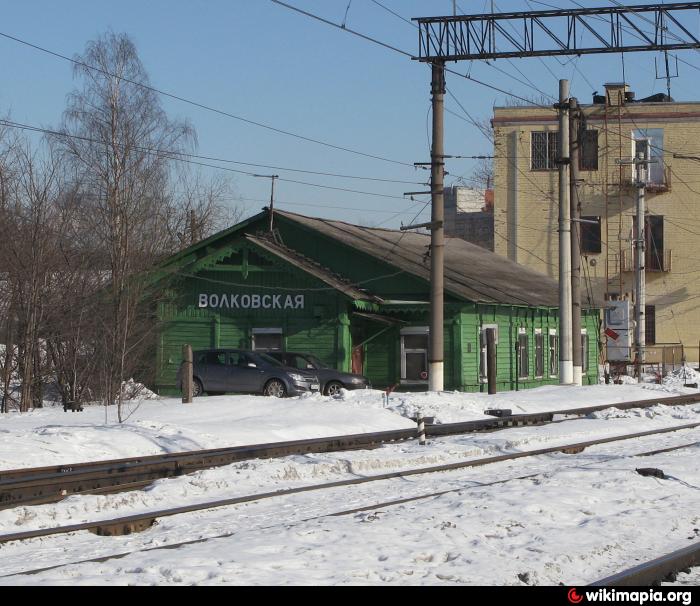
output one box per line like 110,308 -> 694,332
201,351 -> 229,391
351,346 -> 364,375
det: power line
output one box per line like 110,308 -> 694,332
0,30 -> 419,169
239,196 -> 427,215
269,0 -> 551,108
1,119 -> 426,185
0,119 -> 419,202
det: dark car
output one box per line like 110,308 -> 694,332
268,352 -> 370,396
178,349 -> 320,398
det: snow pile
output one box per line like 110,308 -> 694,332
662,365 -> 700,388
121,379 -> 160,401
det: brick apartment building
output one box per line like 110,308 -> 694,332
492,82 -> 700,365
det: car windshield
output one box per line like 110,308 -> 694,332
255,352 -> 284,367
306,354 -> 328,369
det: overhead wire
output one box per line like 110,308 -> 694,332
269,0 -> 552,108
0,119 -> 422,202
0,30 -> 419,169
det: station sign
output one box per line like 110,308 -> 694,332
197,293 -> 305,310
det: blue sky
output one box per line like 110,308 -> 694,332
2,0 -> 699,228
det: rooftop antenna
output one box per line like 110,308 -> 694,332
253,173 -> 279,233
655,51 -> 679,99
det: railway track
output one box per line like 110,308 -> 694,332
0,425 -> 698,581
1,421 -> 698,546
593,542 -> 700,586
1,392 -> 698,510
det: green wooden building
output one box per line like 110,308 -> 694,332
154,209 -> 599,395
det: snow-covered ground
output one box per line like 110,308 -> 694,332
0,380 -> 699,585
0,381 -> 695,471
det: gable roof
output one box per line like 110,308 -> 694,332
245,233 -> 383,304
274,210 -> 559,307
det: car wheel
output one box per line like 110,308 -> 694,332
192,378 -> 204,398
324,381 -> 343,397
264,379 -> 287,398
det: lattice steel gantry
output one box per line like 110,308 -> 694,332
414,2 -> 700,62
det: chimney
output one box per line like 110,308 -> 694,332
605,83 -> 631,107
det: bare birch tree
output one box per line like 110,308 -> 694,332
56,32 -> 195,421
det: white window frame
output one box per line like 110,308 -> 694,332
632,129 -> 664,185
400,326 -> 429,384
517,327 -> 529,379
534,329 -> 544,379
548,329 -> 558,378
251,327 -> 283,352
581,328 -> 589,374
479,324 -> 499,383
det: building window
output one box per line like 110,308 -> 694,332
479,324 -> 499,382
580,129 -> 599,170
632,128 -> 664,185
251,328 -> 283,352
401,327 -> 429,383
518,329 -> 529,379
535,331 -> 544,378
531,131 -> 558,171
646,215 -> 665,271
646,305 -> 656,345
580,216 -> 601,254
549,330 -> 558,378
633,215 -> 667,271
581,330 -> 589,374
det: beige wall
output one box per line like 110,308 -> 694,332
492,100 -> 700,363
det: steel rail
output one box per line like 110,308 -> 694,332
0,420 -> 698,546
1,437 -> 698,580
1,392 -> 698,509
592,542 -> 700,586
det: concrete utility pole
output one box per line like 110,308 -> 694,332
634,146 -> 649,383
429,61 -> 446,392
557,80 -> 573,385
569,97 -> 583,386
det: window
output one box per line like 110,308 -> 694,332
204,351 -> 226,365
549,330 -> 558,377
646,215 -> 664,271
581,330 -> 589,374
580,129 -> 599,170
518,329 -> 529,379
633,215 -> 666,270
401,327 -> 429,383
580,216 -> 601,254
531,131 -> 558,170
632,128 -> 664,185
646,305 -> 656,345
252,328 -> 283,352
535,330 -> 544,378
479,324 -> 499,382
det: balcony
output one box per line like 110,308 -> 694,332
621,248 -> 672,272
616,164 -> 671,193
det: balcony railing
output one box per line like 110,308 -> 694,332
621,248 -> 672,272
616,165 -> 671,193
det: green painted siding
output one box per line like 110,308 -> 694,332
155,213 -> 601,395
156,241 -> 350,392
